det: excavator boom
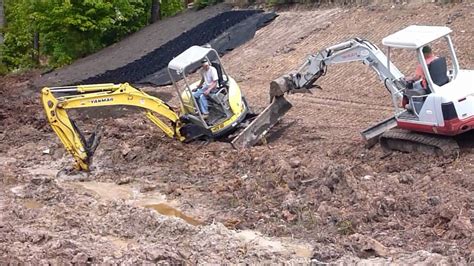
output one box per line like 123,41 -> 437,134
41,83 -> 184,170
234,38 -> 407,148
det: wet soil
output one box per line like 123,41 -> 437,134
1,2 -> 473,264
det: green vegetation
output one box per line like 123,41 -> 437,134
0,0 -> 184,71
161,0 -> 184,16
193,0 -> 223,10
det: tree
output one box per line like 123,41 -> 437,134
0,0 -> 185,71
1,0 -> 151,69
150,0 -> 161,23
0,0 -> 5,74
160,0 -> 183,17
0,0 -> 4,44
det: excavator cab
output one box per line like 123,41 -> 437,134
382,26 -> 460,117
167,45 -> 251,138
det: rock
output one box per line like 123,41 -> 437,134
146,249 -> 165,261
31,176 -> 48,185
10,185 -> 26,198
422,175 -> 432,183
56,169 -> 89,182
448,216 -> 472,239
289,158 -> 301,168
72,252 -> 89,263
350,233 -> 390,258
140,183 -> 158,193
438,204 -> 456,221
115,176 -> 132,185
398,173 -> 414,184
427,196 -> 441,206
282,209 -> 296,222
178,249 -> 192,259
121,143 -> 131,156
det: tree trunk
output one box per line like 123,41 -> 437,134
0,0 -> 4,44
150,0 -> 161,24
32,32 -> 39,64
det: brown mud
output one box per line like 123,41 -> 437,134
1,2 -> 473,264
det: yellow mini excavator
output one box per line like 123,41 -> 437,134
42,45 -> 276,171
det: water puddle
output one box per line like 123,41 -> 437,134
145,203 -> 203,226
74,181 -> 311,255
79,182 -> 134,201
22,199 -> 43,209
107,236 -> 136,250
235,230 -> 312,258
28,166 -> 59,177
76,182 -> 201,226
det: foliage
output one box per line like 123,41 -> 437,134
193,0 -> 223,10
0,0 -> 184,71
161,0 -> 184,17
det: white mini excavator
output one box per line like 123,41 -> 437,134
234,25 -> 474,155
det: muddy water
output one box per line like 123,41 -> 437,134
74,181 -> 310,257
145,203 -> 203,226
77,181 -> 168,204
235,230 -> 312,258
22,199 -> 43,209
76,182 -> 202,225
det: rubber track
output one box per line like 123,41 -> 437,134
380,128 -> 460,157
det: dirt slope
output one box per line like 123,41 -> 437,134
1,2 -> 473,264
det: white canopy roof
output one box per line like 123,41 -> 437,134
382,25 -> 452,49
168,45 -> 215,73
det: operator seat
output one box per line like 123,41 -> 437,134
428,57 -> 449,87
211,61 -> 227,88
406,57 -> 450,114
209,61 -> 229,113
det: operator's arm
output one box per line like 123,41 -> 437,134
406,64 -> 423,81
195,69 -> 205,90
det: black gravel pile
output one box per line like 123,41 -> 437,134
80,10 -> 275,86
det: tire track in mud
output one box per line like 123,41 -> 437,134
0,195 -> 6,225
292,95 -> 394,111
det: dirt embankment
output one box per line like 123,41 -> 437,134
1,2 -> 473,264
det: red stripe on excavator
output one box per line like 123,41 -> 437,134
397,116 -> 474,136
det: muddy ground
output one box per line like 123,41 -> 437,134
1,2 -> 473,264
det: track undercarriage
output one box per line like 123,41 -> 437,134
379,128 -> 461,157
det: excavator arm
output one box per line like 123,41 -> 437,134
41,83 -> 184,171
270,38 -> 406,100
233,38 -> 411,148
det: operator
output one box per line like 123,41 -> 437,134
406,45 -> 438,90
193,59 -> 218,119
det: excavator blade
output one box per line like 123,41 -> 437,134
360,116 -> 398,148
231,96 -> 292,149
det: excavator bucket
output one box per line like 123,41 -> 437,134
231,96 -> 292,149
230,73 -> 304,149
